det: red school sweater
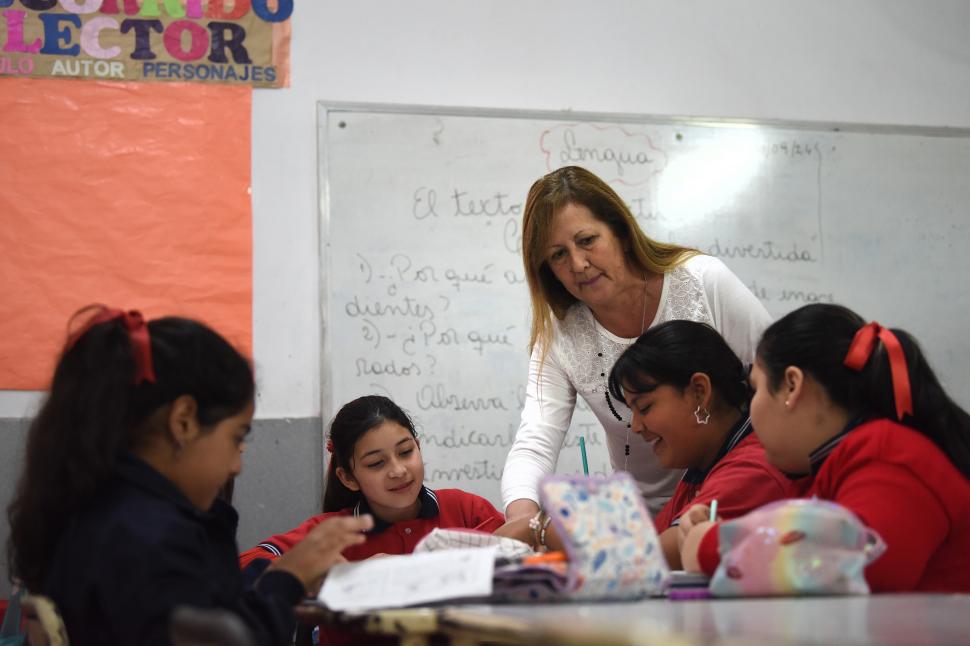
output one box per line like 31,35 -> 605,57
698,418 -> 970,592
239,487 -> 504,568
653,417 -> 805,531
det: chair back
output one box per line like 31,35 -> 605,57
21,595 -> 69,646
169,606 -> 255,646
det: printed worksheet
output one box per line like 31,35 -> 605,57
318,547 -> 497,611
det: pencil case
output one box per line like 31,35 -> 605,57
540,471 -> 670,600
709,498 -> 885,597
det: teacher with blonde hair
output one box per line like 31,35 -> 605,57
501,166 -> 771,520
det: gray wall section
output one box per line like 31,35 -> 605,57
0,416 -> 323,600
234,417 -> 324,551
0,418 -> 29,598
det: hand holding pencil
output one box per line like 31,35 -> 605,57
676,501 -> 719,549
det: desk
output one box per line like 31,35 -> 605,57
299,594 -> 970,645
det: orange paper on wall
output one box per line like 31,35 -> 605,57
0,78 -> 252,390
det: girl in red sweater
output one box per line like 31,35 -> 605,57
240,395 -> 504,568
607,320 -> 800,569
680,303 -> 970,592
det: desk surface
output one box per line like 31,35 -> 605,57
438,594 -> 970,645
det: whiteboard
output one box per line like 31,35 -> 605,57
318,103 -> 970,508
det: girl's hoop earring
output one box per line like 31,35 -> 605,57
693,405 -> 711,425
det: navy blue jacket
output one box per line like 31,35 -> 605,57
44,455 -> 303,645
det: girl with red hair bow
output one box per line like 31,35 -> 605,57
679,303 -> 970,593
7,305 -> 372,645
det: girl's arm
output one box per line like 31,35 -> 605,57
238,512 -> 336,569
467,493 -> 507,532
679,463 -> 951,587
831,462 -> 948,592
680,521 -> 718,573
109,525 -> 306,646
267,515 -> 372,594
678,504 -> 718,573
659,526 -> 682,570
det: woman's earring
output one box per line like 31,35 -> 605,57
693,405 -> 711,425
785,399 -> 790,408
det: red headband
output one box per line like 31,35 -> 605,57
843,321 -> 912,420
66,304 -> 156,385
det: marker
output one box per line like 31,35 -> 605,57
579,436 -> 589,475
709,499 -> 718,523
668,587 -> 711,601
523,550 -> 568,565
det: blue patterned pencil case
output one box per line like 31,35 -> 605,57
540,472 -> 670,600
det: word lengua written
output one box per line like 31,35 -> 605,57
0,0 -> 293,87
539,122 -> 669,186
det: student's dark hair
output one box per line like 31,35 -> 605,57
7,310 -> 254,591
757,303 -> 970,478
608,320 -> 751,411
323,395 -> 418,512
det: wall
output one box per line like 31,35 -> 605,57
2,0 -> 969,591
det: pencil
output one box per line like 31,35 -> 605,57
709,499 -> 718,522
579,436 -> 589,475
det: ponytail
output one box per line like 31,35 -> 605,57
323,459 -> 360,514
7,306 -> 253,590
757,303 -> 970,478
322,395 -> 417,512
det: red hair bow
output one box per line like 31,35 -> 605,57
66,304 -> 156,385
843,321 -> 913,420
325,438 -> 334,454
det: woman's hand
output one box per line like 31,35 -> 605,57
268,515 -> 373,594
492,516 -> 535,547
493,513 -> 563,553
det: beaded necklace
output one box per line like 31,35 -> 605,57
599,278 -> 650,471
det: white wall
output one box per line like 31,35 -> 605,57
3,0 -> 969,418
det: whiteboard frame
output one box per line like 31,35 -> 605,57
315,100 -> 970,428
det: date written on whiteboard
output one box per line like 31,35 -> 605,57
762,140 -> 824,158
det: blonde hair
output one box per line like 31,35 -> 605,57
522,166 -> 700,356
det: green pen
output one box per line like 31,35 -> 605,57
579,436 -> 589,475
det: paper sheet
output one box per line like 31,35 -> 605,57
414,528 -> 535,560
318,547 -> 496,612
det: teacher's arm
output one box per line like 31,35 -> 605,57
501,344 -> 577,519
505,498 -> 540,520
